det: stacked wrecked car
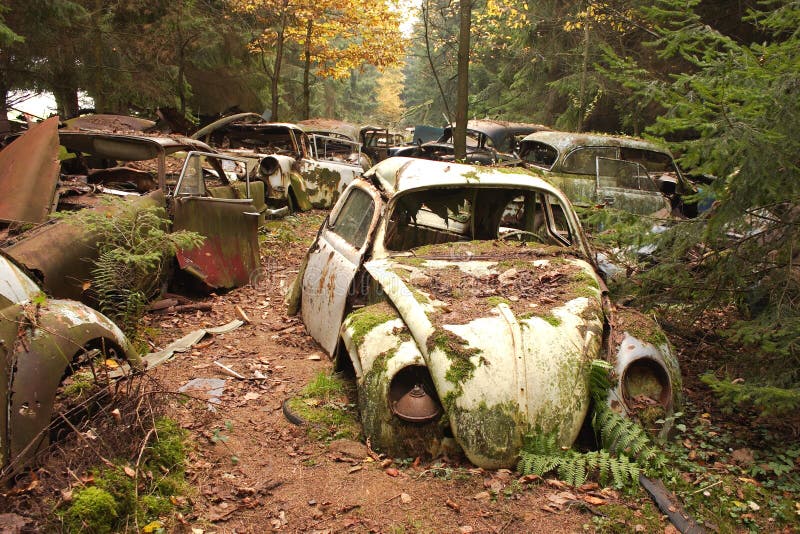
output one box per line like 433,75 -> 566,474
0,117 -> 266,476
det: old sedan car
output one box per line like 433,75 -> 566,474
0,251 -> 140,477
1,118 -> 263,301
288,157 -> 682,468
517,131 -> 697,217
391,119 -> 549,164
193,113 -> 363,209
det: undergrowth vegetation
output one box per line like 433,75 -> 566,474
60,198 -> 204,340
285,371 -> 360,442
518,361 -> 665,488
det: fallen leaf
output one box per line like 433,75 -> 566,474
348,466 -> 363,474
385,468 -> 399,477
473,491 -> 490,501
582,495 -> 606,506
446,498 -> 461,511
123,466 -> 136,478
244,392 -> 260,401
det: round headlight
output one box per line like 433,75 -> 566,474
621,358 -> 671,409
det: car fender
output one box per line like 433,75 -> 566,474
607,309 -> 682,434
1,299 -> 141,471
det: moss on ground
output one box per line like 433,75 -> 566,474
58,417 -> 189,533
287,372 -> 360,442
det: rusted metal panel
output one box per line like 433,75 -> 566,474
63,114 -> 156,132
0,252 -> 140,471
4,191 -> 165,301
172,197 -> 260,289
0,117 -> 61,224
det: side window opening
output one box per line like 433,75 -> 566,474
328,188 -> 375,249
519,141 -> 558,168
175,154 -> 206,196
562,147 -> 617,174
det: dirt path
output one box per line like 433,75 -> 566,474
144,211 -> 630,533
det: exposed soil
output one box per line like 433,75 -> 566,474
0,212 -> 675,533
140,213 -> 608,532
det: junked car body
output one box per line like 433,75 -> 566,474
0,118 -> 262,301
0,251 -> 141,476
193,113 -> 363,209
390,120 -> 550,165
289,157 -> 682,468
518,131 -> 697,217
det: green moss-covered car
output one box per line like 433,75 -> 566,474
289,157 -> 682,468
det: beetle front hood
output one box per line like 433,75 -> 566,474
363,242 -> 606,468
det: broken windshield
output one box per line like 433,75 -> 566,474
384,186 -> 574,252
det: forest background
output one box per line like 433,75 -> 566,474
1,0 -> 799,421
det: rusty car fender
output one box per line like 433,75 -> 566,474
0,299 -> 141,472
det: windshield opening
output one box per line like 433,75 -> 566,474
384,187 -> 573,252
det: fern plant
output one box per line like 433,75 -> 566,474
517,360 -> 666,488
61,197 -> 204,337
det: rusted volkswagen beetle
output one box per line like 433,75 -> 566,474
288,157 -> 681,468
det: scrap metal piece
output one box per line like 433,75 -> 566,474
0,116 -> 60,224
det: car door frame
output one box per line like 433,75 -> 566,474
171,151 -> 261,289
300,182 -> 383,354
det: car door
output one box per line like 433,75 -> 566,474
301,184 -> 381,354
171,151 -> 260,289
595,157 -> 670,215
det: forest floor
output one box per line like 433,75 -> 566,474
2,210 -> 798,533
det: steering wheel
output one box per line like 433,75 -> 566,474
499,229 -> 545,242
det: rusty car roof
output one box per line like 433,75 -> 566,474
297,118 -> 359,141
521,130 -> 672,155
192,113 -> 303,140
365,157 -> 562,197
58,131 -> 212,161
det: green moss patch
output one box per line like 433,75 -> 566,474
58,417 -> 189,533
286,372 -> 360,442
346,301 -> 399,348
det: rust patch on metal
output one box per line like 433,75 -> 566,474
0,117 -> 61,224
172,197 -> 260,289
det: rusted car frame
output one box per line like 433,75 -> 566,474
518,131 -> 697,217
1,123 -> 263,300
193,113 -> 363,209
391,119 -> 550,164
289,157 -> 682,468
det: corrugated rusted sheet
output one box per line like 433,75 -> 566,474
0,117 -> 61,224
172,197 -> 260,289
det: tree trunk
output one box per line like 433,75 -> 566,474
577,19 -> 590,132
0,84 -> 11,134
423,0 -> 452,124
302,19 -> 313,120
453,0 -> 472,161
54,84 -> 79,119
271,0 -> 290,122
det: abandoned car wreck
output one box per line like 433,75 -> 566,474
0,250 -> 141,477
192,112 -> 363,210
517,130 -> 698,217
0,117 -> 264,301
288,157 -> 682,469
